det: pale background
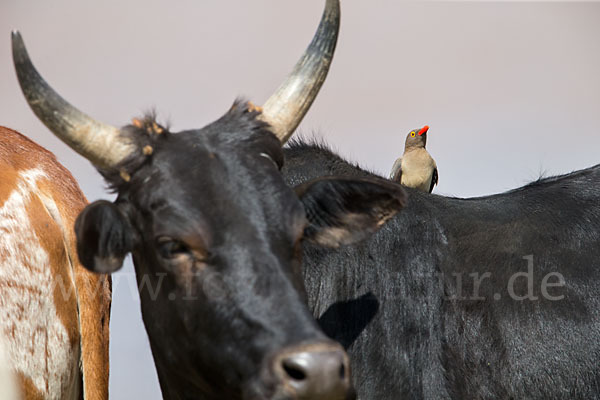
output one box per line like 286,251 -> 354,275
1,1 -> 599,398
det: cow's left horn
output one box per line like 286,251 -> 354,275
261,0 -> 340,143
12,31 -> 136,170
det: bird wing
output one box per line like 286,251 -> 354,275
429,167 -> 438,193
390,158 -> 402,183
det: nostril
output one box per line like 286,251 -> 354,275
282,359 -> 307,381
272,343 -> 352,397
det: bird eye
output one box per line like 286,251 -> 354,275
156,237 -> 189,259
410,131 -> 416,137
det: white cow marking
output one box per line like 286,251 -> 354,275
0,168 -> 79,399
0,332 -> 19,399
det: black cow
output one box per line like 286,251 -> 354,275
11,1 -> 409,399
283,141 -> 600,399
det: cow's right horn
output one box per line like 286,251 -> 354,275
260,0 -> 340,144
12,31 -> 135,171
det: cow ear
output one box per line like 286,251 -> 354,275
295,177 -> 407,248
75,200 -> 133,274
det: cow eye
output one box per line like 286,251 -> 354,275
156,237 -> 189,259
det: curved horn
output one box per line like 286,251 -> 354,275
12,31 -> 136,170
261,0 -> 340,143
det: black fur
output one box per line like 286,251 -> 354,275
297,177 -> 406,247
76,101 -> 405,400
75,200 -> 133,273
316,292 -> 380,350
283,141 -> 600,400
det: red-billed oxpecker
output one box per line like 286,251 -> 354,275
11,0 -> 407,398
390,125 -> 438,193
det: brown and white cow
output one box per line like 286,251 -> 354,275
0,126 -> 111,399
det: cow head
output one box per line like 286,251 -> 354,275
12,1 -> 406,398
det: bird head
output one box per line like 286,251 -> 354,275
404,125 -> 429,149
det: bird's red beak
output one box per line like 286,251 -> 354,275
418,125 -> 429,136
